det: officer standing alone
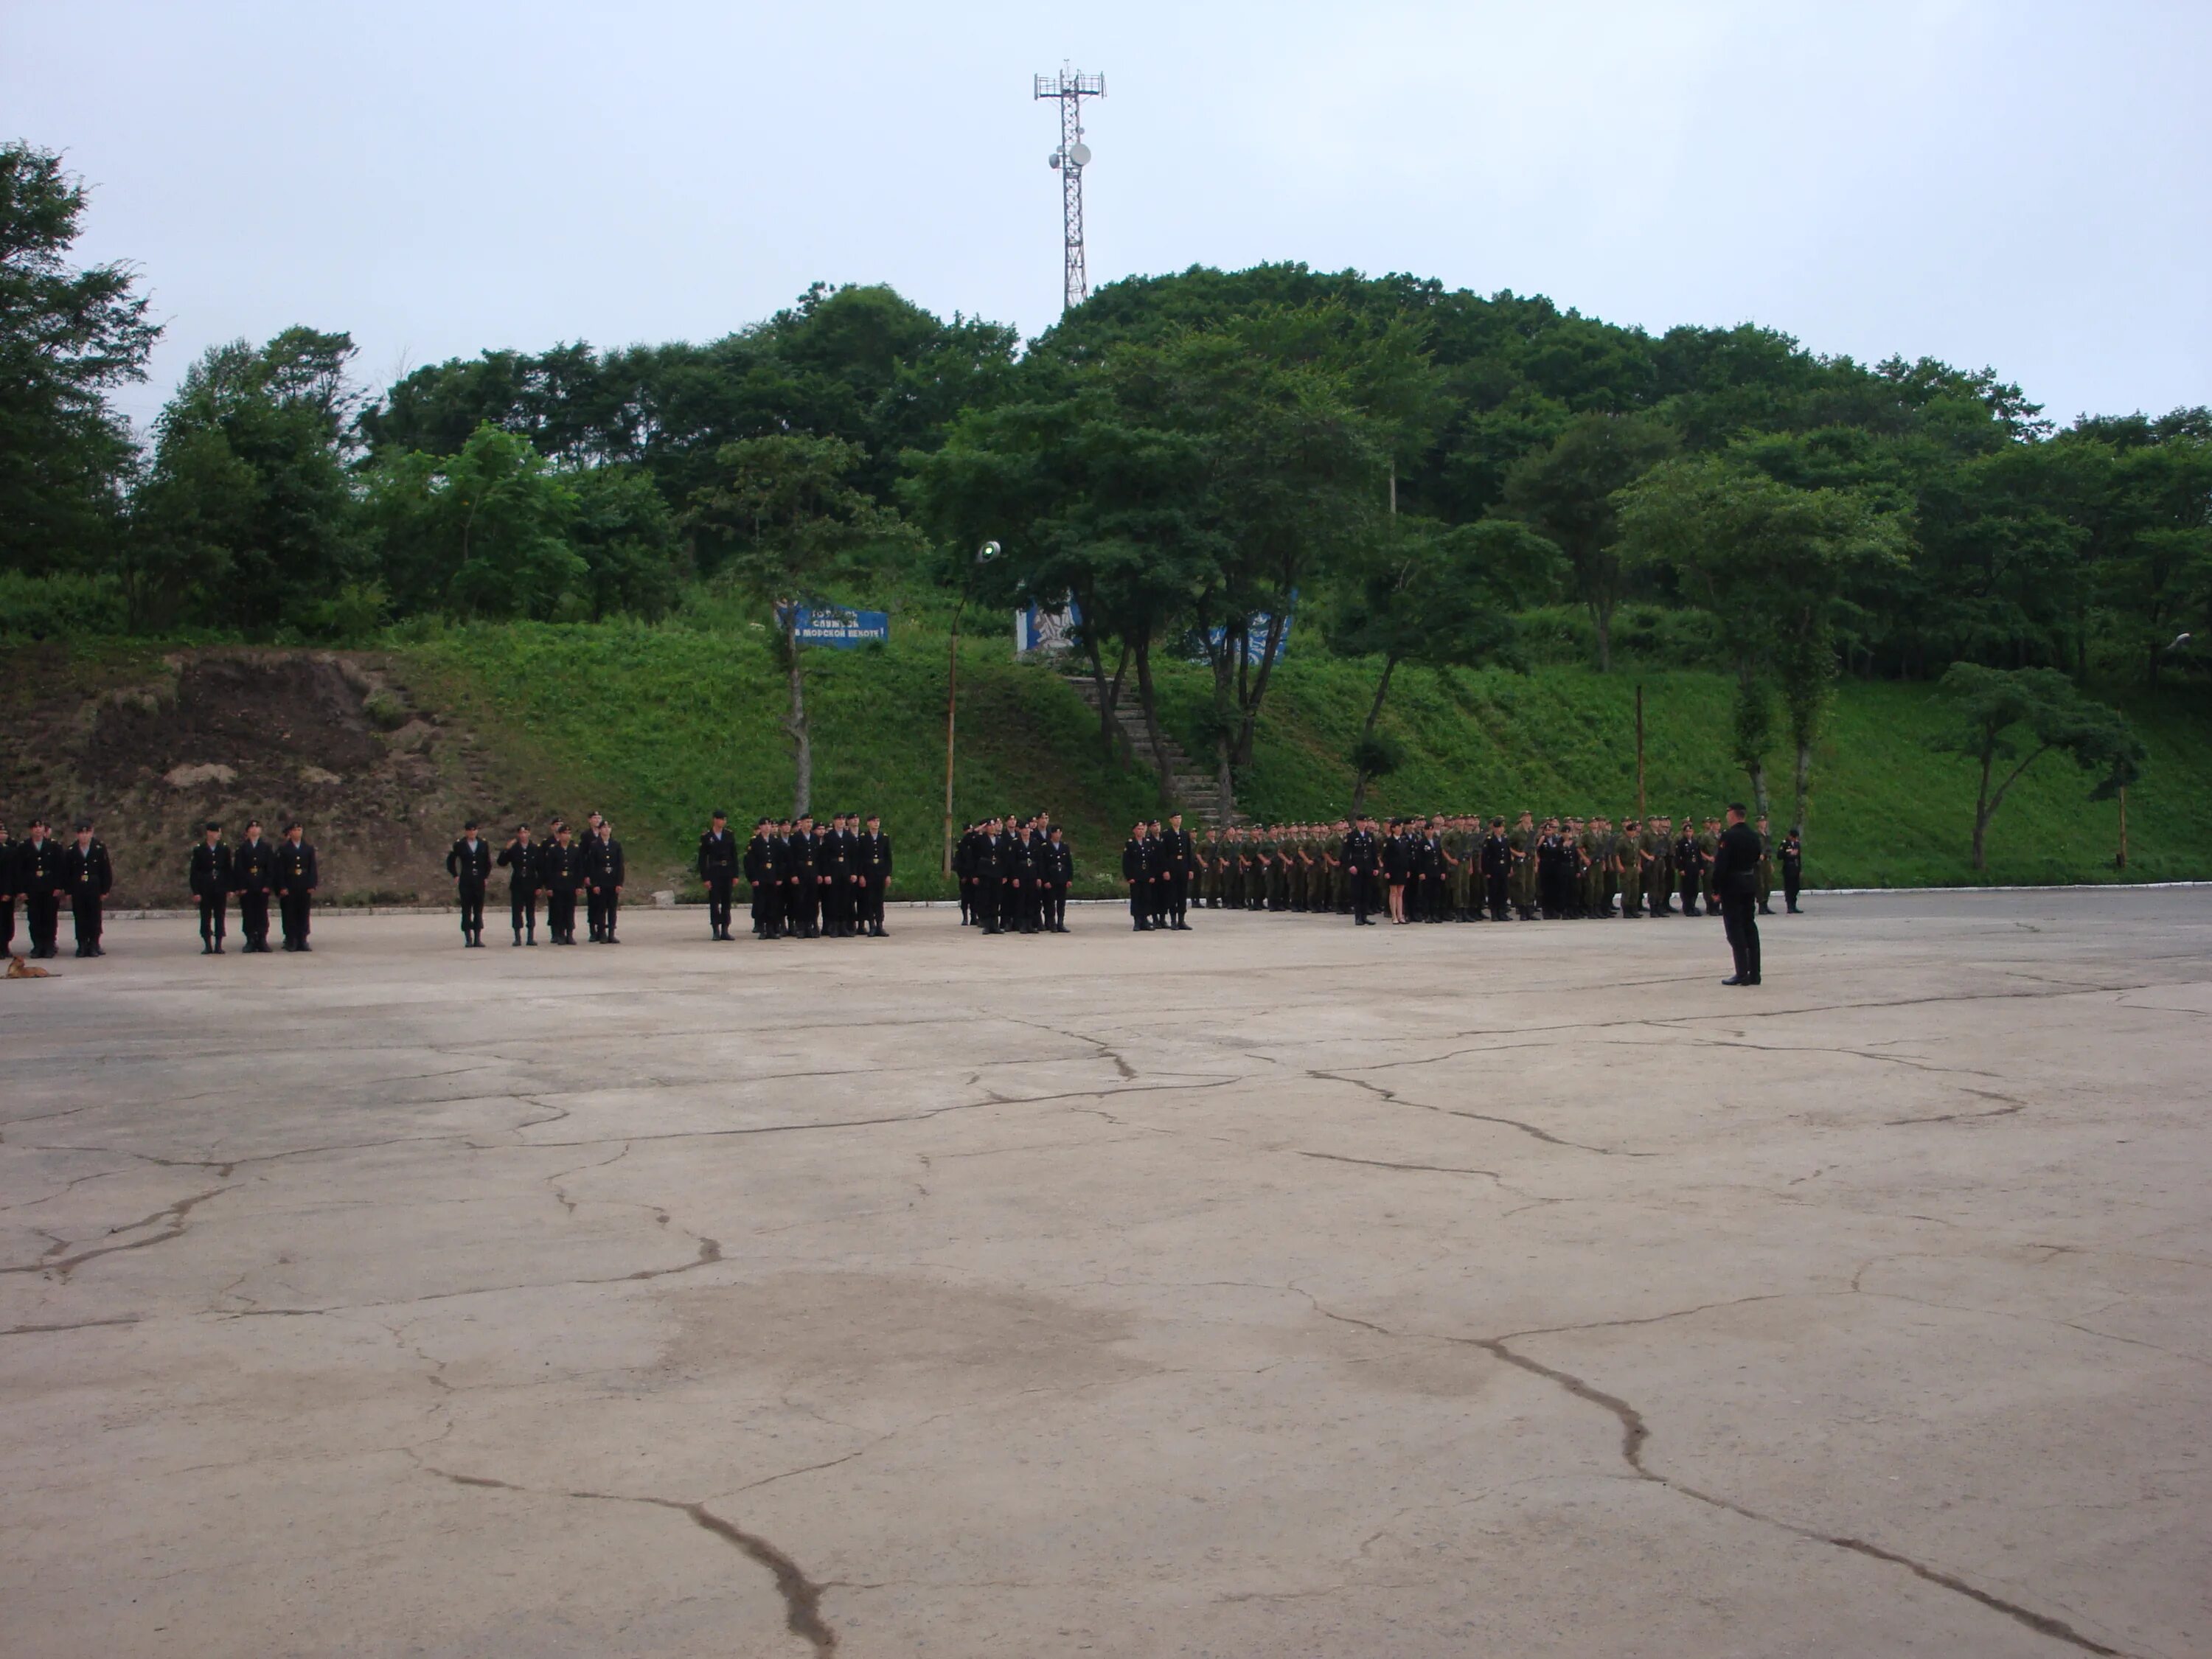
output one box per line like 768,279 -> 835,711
448,821 -> 493,947
1711,803 -> 1764,986
60,820 -> 114,958
189,821 -> 232,953
699,812 -> 739,941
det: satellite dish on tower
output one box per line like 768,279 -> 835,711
1067,141 -> 1091,167
1048,150 -> 1062,169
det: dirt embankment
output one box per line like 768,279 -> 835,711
1,649 -> 566,908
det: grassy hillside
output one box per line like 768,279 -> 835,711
395,618 -> 2211,894
1150,655 -> 2212,888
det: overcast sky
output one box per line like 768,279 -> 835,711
7,1 -> 2207,433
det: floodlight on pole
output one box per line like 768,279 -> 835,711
1034,66 -> 1105,313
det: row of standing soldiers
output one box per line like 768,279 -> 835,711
954,815 -> 1077,934
708,813 -> 894,941
3,817 -> 317,960
448,815 -> 625,947
1183,813 -> 1802,922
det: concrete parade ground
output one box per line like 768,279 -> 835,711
2,892 -> 2207,1658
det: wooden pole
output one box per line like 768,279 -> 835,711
2117,785 -> 2128,872
942,602 -> 963,877
1635,683 -> 1646,824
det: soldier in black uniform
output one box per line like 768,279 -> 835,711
784,816 -> 818,939
1674,820 -> 1705,917
1479,817 -> 1512,922
189,821 -> 233,953
858,813 -> 892,936
998,817 -> 1033,933
820,813 -> 853,939
969,818 -> 1001,935
497,824 -> 540,945
1781,829 -> 1804,914
15,819 -> 62,959
743,818 -> 778,939
1042,825 -> 1073,931
231,820 -> 276,952
698,812 -> 739,941
447,820 -> 493,947
0,817 -> 15,960
1160,812 -> 1193,931
1340,815 -> 1376,925
1711,804 -> 1763,985
274,821 -> 318,952
587,821 -> 625,943
538,822 -> 582,944
1121,821 -> 1152,931
59,821 -> 114,958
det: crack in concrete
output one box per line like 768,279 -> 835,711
1307,1068 -> 1649,1157
421,1467 -> 835,1652
0,1186 -> 233,1279
1,1315 -> 142,1337
1299,1292 -> 2135,1657
1293,1151 -> 1506,1181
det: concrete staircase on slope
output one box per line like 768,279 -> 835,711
1062,675 -> 1242,827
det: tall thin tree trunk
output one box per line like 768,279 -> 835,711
1972,748 -> 1993,871
1133,636 -> 1173,790
784,627 -> 813,819
1216,731 -> 1235,830
1593,596 -> 1613,673
1792,739 -> 1812,839
1349,655 -> 1399,814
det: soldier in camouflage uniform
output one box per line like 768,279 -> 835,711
1509,812 -> 1539,919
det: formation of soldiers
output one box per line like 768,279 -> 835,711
953,814 -> 1077,934
1180,812 -> 1801,925
722,813 -> 894,941
455,813 -> 628,945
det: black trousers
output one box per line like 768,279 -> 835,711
789,882 -> 817,936
238,891 -> 270,947
24,893 -> 58,953
457,882 -> 485,938
598,888 -> 619,939
1784,871 -> 1802,911
585,888 -> 607,939
1722,894 -> 1761,981
198,892 -> 227,942
1348,872 -> 1373,922
707,877 -> 733,932
1127,881 -> 1150,926
756,883 -> 782,937
861,880 -> 886,931
72,893 -> 102,947
1486,874 -> 1509,921
1679,874 -> 1702,916
278,891 -> 310,947
509,886 -> 538,934
0,895 -> 12,954
548,889 -> 577,942
1164,873 -> 1188,922
1047,883 -> 1068,929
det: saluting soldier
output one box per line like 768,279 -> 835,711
1161,812 -> 1193,931
59,820 -> 114,959
447,819 -> 493,947
1700,817 -> 1724,918
497,823 -> 540,945
232,819 -> 276,953
1042,825 -> 1073,931
189,820 -> 233,954
274,821 -> 318,953
698,812 -> 739,941
859,813 -> 892,936
1756,815 -> 1775,915
1780,828 -> 1804,914
1674,816 -> 1704,917
1644,816 -> 1674,917
540,821 -> 584,945
1478,817 -> 1512,922
1121,821 -> 1152,932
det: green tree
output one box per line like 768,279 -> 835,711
131,327 -> 361,630
360,424 -> 586,621
1326,515 -> 1553,810
1500,411 -> 1677,671
1930,664 -> 2144,870
686,434 -> 907,815
1618,454 -> 1905,826
0,142 -> 159,574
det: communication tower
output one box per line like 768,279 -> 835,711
1034,66 -> 1105,313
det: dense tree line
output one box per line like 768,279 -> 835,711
2,139 -> 2200,831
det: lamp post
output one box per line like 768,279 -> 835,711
943,541 -> 1001,877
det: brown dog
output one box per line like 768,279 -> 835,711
6,954 -> 53,979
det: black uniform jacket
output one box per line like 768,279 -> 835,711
232,838 -> 276,893
585,836 -> 625,889
60,841 -> 114,898
860,832 -> 892,881
274,840 -> 317,894
698,830 -> 739,882
1711,821 -> 1763,897
496,838 -> 538,887
190,841 -> 234,897
448,838 -> 493,886
17,836 -> 63,895
538,841 -> 585,893
1044,840 -> 1074,883
1121,837 -> 1149,881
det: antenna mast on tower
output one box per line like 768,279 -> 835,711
1034,66 -> 1105,313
